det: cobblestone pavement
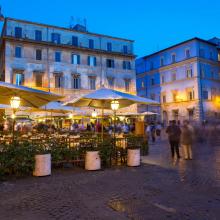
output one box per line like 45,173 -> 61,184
0,134 -> 220,220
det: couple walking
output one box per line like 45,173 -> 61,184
166,120 -> 193,160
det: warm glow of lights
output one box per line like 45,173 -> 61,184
69,113 -> 73,119
111,100 -> 120,111
10,96 -> 21,109
214,97 -> 220,107
176,94 -> 186,102
11,113 -> 16,119
92,109 -> 97,117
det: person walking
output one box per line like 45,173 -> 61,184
181,120 -> 193,160
156,122 -> 162,140
150,122 -> 156,143
166,120 -> 181,159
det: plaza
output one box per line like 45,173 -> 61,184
0,132 -> 220,220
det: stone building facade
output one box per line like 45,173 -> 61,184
0,17 -> 136,105
136,37 -> 220,123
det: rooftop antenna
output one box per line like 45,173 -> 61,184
83,18 -> 87,31
69,16 -> 74,29
0,6 -> 4,21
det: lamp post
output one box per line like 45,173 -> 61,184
111,100 -> 119,146
10,96 -> 21,140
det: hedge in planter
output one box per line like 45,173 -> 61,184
0,141 -> 35,179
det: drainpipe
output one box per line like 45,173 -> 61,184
46,26 -> 50,92
197,61 -> 204,122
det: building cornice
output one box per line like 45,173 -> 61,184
3,36 -> 136,59
5,17 -> 134,43
136,57 -> 220,78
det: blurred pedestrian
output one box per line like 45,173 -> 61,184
166,120 -> 181,159
156,122 -> 162,140
150,122 -> 156,143
181,120 -> 193,160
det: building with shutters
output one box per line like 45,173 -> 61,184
0,17 -> 136,106
136,37 -> 220,123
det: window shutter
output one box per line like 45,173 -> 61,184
94,57 -> 97,66
123,61 -> 126,69
77,55 -> 80,64
112,60 -> 115,68
87,56 -> 90,65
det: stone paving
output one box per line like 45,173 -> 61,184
0,133 -> 220,220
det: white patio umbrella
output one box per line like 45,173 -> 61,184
117,111 -> 159,116
65,88 -> 158,109
0,81 -> 62,108
64,88 -> 159,138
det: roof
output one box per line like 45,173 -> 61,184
142,37 -> 217,60
5,17 -> 134,43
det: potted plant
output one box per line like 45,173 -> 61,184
127,136 -> 141,167
33,143 -> 51,177
84,141 -> 101,171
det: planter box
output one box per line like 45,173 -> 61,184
127,149 -> 140,167
85,151 -> 101,171
33,154 -> 51,176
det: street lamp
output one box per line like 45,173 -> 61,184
92,109 -> 97,118
10,96 -> 21,109
111,100 -> 119,111
111,100 -> 120,146
10,96 -> 21,140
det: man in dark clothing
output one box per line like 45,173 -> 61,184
166,120 -> 181,159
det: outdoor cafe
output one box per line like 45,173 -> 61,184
0,83 -> 158,178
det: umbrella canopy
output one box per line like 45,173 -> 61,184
64,88 -> 159,109
31,101 -> 74,114
117,111 -> 159,116
0,81 -> 62,108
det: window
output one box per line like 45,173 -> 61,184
186,68 -> 193,78
160,57 -> 164,66
186,49 -> 190,58
89,39 -> 94,49
200,65 -> 205,78
151,78 -> 155,85
87,56 -> 97,66
161,75 -> 165,84
36,49 -> 42,60
89,77 -> 96,90
188,91 -> 194,100
124,79 -> 130,92
72,75 -> 80,89
107,77 -> 114,88
199,48 -> 205,58
14,73 -> 24,86
15,27 -> 22,38
35,74 -> 43,87
51,33 -> 61,44
72,36 -> 78,46
171,54 -> 176,63
150,61 -> 154,70
173,92 -> 177,102
203,90 -> 208,100
172,72 -> 176,81
35,30 -> 42,41
15,46 -> 22,58
211,88 -> 217,100
150,93 -> 155,100
71,54 -> 80,65
123,61 -> 131,70
106,59 -> 114,68
123,45 -> 128,54
55,75 -> 63,88
210,51 -> 213,60
107,42 -> 112,51
55,51 -> 61,62
162,95 -> 166,103
141,80 -> 144,88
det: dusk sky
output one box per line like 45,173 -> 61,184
1,0 -> 220,57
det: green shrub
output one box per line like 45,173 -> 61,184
0,141 -> 35,179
